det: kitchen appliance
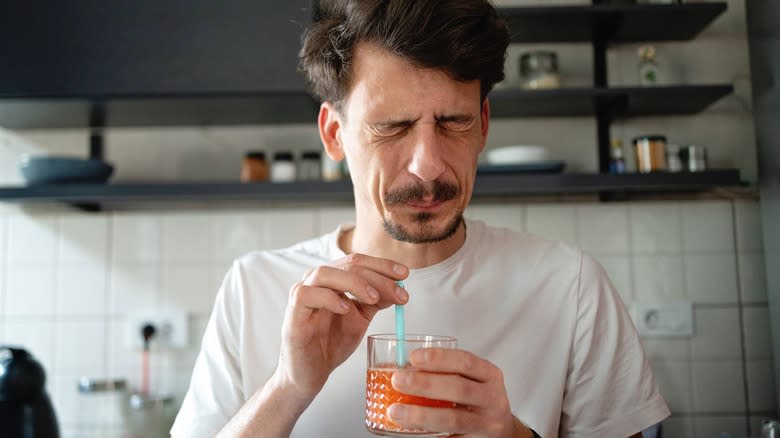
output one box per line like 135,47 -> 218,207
0,346 -> 59,438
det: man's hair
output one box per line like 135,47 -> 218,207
299,0 -> 510,108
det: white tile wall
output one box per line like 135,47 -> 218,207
109,264 -> 160,313
738,252 -> 769,303
54,318 -> 107,376
747,360 -> 777,413
57,264 -> 107,316
690,307 -> 742,359
629,202 -> 683,254
465,204 -> 524,232
735,200 -> 764,252
682,202 -> 735,253
692,416 -> 748,438
661,416 -> 694,438
112,214 -> 161,264
691,360 -> 746,413
0,199 -> 772,437
5,265 -> 56,316
59,215 -> 109,265
525,205 -> 578,246
743,307 -> 773,360
161,213 -> 215,264
7,214 -> 58,265
318,206 -> 356,234
684,254 -> 739,304
577,204 -> 630,254
3,319 -> 56,371
651,360 -> 694,413
632,255 -> 686,302
160,265 -> 220,314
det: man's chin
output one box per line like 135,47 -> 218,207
382,212 -> 463,244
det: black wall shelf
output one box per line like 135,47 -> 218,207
0,170 -> 742,209
501,3 -> 727,43
490,85 -> 733,118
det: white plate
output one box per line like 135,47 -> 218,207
486,145 -> 549,165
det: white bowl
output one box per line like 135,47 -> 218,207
486,145 -> 549,165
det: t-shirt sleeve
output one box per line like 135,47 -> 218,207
170,262 -> 245,437
560,254 -> 670,438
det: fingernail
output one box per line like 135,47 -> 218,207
396,287 -> 409,302
339,300 -> 351,312
393,264 -> 406,276
388,404 -> 406,421
367,286 -> 380,301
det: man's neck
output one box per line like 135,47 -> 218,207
339,220 -> 467,269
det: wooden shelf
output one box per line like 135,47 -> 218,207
0,170 -> 743,209
489,85 -> 734,118
500,2 -> 727,43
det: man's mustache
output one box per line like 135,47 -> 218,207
384,181 -> 458,206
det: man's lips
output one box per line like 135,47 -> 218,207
405,199 -> 446,210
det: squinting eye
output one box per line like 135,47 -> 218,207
377,126 -> 408,137
441,120 -> 471,131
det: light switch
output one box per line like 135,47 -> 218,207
631,302 -> 694,338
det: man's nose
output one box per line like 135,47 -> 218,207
407,127 -> 446,182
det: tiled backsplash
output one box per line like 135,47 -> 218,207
0,199 -> 773,438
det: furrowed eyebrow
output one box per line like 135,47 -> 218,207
435,114 -> 474,124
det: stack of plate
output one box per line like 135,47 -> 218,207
478,145 -> 565,174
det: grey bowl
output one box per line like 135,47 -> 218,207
18,156 -> 114,185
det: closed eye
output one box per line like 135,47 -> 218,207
438,116 -> 474,132
369,120 -> 415,137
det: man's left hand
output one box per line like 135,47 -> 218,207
387,349 -> 533,438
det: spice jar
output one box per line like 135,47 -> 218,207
519,51 -> 560,89
633,135 -> 667,173
298,151 -> 322,181
241,151 -> 269,182
271,151 -> 296,182
679,145 -> 707,172
666,143 -> 683,172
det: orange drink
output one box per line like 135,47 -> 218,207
365,334 -> 457,437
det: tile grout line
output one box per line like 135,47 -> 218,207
730,200 -> 753,437
105,212 -> 114,378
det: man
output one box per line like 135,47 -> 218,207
171,1 -> 670,437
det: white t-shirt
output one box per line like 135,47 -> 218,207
171,220 -> 669,438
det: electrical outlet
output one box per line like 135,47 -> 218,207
631,302 -> 694,338
125,310 -> 188,350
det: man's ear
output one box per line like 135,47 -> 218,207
318,101 -> 345,161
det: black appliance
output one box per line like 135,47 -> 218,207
0,346 -> 59,438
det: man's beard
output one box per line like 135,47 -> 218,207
382,180 -> 463,244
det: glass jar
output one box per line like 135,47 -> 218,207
241,151 -> 269,182
763,419 -> 780,438
633,135 -> 667,173
666,143 -> 683,172
297,151 -> 322,181
638,45 -> 659,86
679,145 -> 707,172
271,151 -> 296,182
322,154 -> 343,181
519,51 -> 560,89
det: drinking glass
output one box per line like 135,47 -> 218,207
365,334 -> 457,437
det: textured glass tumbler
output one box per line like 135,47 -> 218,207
365,334 -> 457,437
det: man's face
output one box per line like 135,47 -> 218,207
331,43 -> 488,243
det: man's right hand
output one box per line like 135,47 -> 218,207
275,253 -> 409,401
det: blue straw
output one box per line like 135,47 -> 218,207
395,280 -> 407,367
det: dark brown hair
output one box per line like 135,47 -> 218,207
299,0 -> 509,108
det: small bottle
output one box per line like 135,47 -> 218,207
297,151 -> 322,181
271,151 -> 296,182
609,139 -> 626,174
638,45 -> 658,86
241,151 -> 269,182
666,143 -> 683,172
